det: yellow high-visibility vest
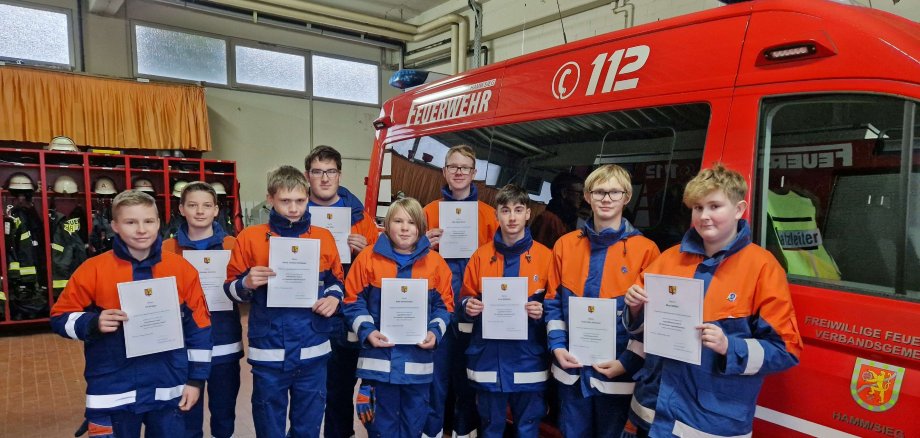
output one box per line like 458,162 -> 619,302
767,190 -> 841,280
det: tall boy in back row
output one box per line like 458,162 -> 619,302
51,190 -> 212,437
224,165 -> 344,438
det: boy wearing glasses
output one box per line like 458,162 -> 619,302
304,145 -> 380,438
423,144 -> 498,438
544,164 -> 659,438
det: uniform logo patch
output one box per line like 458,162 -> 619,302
588,305 -> 595,313
401,285 -> 408,293
291,245 -> 299,253
533,275 -> 539,282
851,358 -> 904,412
621,266 -> 628,274
144,288 -> 153,296
727,292 -> 737,302
668,285 -> 677,295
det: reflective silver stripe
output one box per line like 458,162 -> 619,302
352,315 -> 374,334
300,340 -> 332,359
672,420 -> 752,438
627,339 -> 645,358
65,312 -> 84,339
228,280 -> 243,301
754,405 -> 859,438
551,364 -> 579,385
405,362 -> 434,375
513,370 -> 548,384
86,390 -> 136,409
533,289 -> 545,295
631,395 -> 655,424
213,342 -> 243,357
357,357 -> 391,373
346,331 -> 359,342
458,322 -> 473,333
422,432 -> 443,438
546,320 -> 567,332
187,349 -> 212,363
454,431 -> 478,438
743,339 -> 765,375
248,347 -> 285,362
155,384 -> 185,401
324,284 -> 343,295
589,377 -> 635,394
432,318 -> 447,336
466,368 -> 498,383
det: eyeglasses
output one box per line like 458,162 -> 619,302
308,169 -> 340,178
589,190 -> 627,201
445,165 -> 474,175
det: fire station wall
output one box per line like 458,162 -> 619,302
17,0 -> 401,207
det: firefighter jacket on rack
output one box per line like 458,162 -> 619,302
162,213 -> 185,239
5,204 -> 46,319
89,210 -> 114,256
50,209 -> 88,299
766,190 -> 841,280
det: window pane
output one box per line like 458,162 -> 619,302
757,95 -> 917,297
135,25 -> 227,84
312,55 -> 378,104
0,3 -> 70,65
235,46 -> 305,92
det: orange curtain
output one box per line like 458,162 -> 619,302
0,66 -> 211,151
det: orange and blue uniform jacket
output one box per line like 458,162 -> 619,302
460,228 -> 552,393
223,209 -> 344,370
545,219 -> 660,397
343,236 -> 454,384
625,220 -> 803,437
50,235 -> 212,416
163,222 -> 241,364
424,184 -> 499,329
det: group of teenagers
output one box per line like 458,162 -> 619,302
50,143 -> 804,438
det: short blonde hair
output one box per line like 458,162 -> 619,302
444,144 -> 476,166
385,197 -> 428,238
267,165 -> 308,196
584,164 -> 632,196
683,163 -> 747,206
112,190 -> 157,220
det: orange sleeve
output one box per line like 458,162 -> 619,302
461,249 -> 483,299
51,261 -> 97,316
424,201 -> 440,230
546,239 -> 566,301
353,214 -> 380,246
162,238 -> 180,255
321,230 -> 345,284
344,249 -> 370,304
436,256 -> 455,313
178,259 -> 211,328
755,258 -> 804,359
225,231 -> 252,283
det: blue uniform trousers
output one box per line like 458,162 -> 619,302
557,382 -> 629,438
424,327 -> 480,437
366,381 -> 429,438
185,360 -> 241,438
251,363 -> 327,438
324,318 -> 360,438
88,407 -> 184,438
477,391 -> 545,438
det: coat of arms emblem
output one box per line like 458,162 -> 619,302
144,288 -> 153,296
851,358 -> 904,412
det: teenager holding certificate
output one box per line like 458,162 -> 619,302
304,145 -> 381,438
224,166 -> 344,438
50,190 -> 212,437
459,184 -> 552,438
423,144 -> 498,438
343,197 -> 454,438
162,181 -> 240,438
622,164 -> 803,438
544,165 -> 660,438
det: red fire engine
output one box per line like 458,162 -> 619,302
365,0 -> 919,436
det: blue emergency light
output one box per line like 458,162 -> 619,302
389,69 -> 429,89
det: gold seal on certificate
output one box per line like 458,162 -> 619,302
481,277 -> 528,340
310,206 -> 352,264
438,201 -> 478,259
568,296 -> 616,366
380,278 -> 429,344
183,250 -> 232,312
267,236 -> 320,308
117,277 -> 184,358
644,273 -> 704,365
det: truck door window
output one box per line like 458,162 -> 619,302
756,95 -> 919,299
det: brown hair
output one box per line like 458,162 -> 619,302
305,145 -> 342,171
495,184 -> 530,208
267,165 -> 309,196
180,181 -> 218,205
444,144 -> 476,166
683,163 -> 747,206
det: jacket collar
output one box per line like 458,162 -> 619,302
494,228 -> 533,259
373,234 -> 431,268
582,217 -> 640,250
269,208 -> 310,237
680,219 -> 752,261
336,186 -> 367,224
113,234 -> 163,268
441,184 -> 478,202
177,221 -> 227,251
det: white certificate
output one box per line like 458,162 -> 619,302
644,273 -> 704,365
481,277 -> 528,340
568,297 -> 616,366
380,278 -> 428,344
183,250 -> 232,312
310,206 -> 352,264
117,277 -> 184,358
267,237 -> 320,308
438,201 -> 478,259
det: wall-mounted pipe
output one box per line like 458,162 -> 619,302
613,0 -> 635,29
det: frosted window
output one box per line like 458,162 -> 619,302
135,25 -> 227,84
235,46 -> 306,91
312,55 -> 378,104
0,4 -> 70,65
